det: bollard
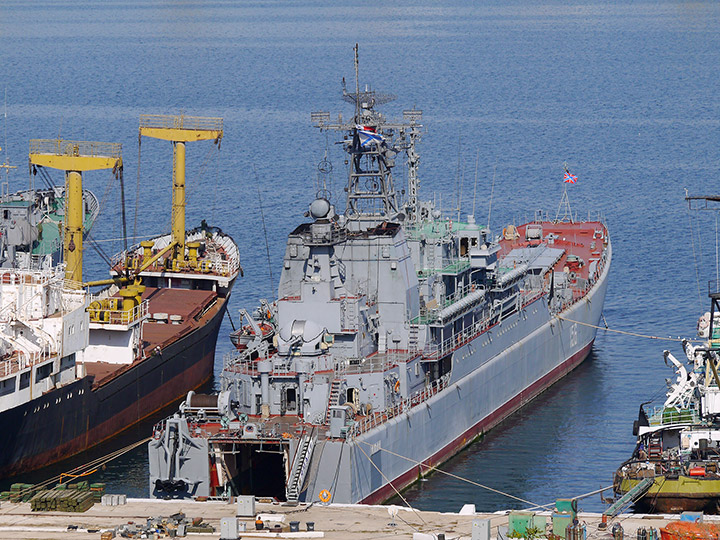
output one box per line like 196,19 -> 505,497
306,522 -> 315,531
290,521 -> 300,532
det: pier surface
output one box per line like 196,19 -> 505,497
0,498 -> 704,539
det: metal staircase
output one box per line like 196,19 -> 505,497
324,379 -> 341,423
286,434 -> 316,503
603,477 -> 654,518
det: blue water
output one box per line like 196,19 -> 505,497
1,0 -> 719,513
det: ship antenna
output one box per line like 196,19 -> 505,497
485,156 -> 496,229
253,164 -> 274,297
354,43 -> 360,121
0,87 -> 15,194
455,136 -> 462,222
715,212 -> 720,294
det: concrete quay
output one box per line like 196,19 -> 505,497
0,498 -> 705,540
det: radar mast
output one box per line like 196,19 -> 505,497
312,44 -> 423,229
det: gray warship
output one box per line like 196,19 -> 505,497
148,67 -> 612,505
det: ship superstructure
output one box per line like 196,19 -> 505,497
149,71 -> 611,504
0,116 -> 241,477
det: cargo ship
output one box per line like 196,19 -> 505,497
148,61 -> 611,504
0,116 -> 241,477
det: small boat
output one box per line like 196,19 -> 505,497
230,302 -> 276,351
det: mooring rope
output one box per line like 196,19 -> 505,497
1,437 -> 150,507
557,315 -> 702,343
356,442 -> 427,527
357,440 -> 552,511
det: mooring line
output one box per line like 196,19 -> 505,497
1,437 -> 150,509
557,315 -> 702,343
357,440 -> 552,511
356,442 -> 427,527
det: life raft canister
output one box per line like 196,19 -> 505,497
689,467 -> 706,477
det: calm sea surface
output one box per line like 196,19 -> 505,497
1,0 -> 719,514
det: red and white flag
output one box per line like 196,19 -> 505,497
563,171 -> 578,184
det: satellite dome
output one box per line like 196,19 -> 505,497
309,198 -> 331,219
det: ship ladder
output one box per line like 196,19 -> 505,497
409,324 -> 419,352
286,434 -> 316,503
324,379 -> 342,424
603,477 -> 655,519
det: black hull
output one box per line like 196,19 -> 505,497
0,296 -> 228,478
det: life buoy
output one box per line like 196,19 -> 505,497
319,489 -> 331,502
394,380 -> 401,394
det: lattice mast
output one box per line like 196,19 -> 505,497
311,44 -> 423,226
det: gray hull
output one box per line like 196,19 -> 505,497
305,243 -> 610,504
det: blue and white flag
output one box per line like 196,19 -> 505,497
356,125 -> 384,147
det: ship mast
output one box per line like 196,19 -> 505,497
313,45 -> 423,228
28,139 -> 122,283
138,114 -> 223,262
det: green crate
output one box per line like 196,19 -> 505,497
553,513 -> 573,538
509,512 -> 539,536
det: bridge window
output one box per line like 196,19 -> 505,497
0,376 -> 15,397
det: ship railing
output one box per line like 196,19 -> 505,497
646,405 -> 700,427
298,227 -> 347,246
550,250 -> 608,315
349,373 -> 451,437
416,281 -> 486,323
222,350 -> 328,376
528,209 -> 606,225
112,246 -> 239,279
139,114 -> 223,132
29,139 -> 122,160
423,288 -> 553,360
0,268 -> 57,286
417,257 -> 471,279
1,347 -> 56,378
87,299 -> 149,326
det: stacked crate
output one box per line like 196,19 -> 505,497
1,484 -> 37,502
30,486 -> 97,512
90,483 -> 106,502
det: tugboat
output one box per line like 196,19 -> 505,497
614,289 -> 720,513
148,52 -> 611,504
0,116 -> 241,478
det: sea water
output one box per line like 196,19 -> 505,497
0,0 -> 719,513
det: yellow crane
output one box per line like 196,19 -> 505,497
138,114 -> 223,262
28,139 -> 122,284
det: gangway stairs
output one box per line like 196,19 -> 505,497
603,477 -> 655,519
286,434 -> 316,503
